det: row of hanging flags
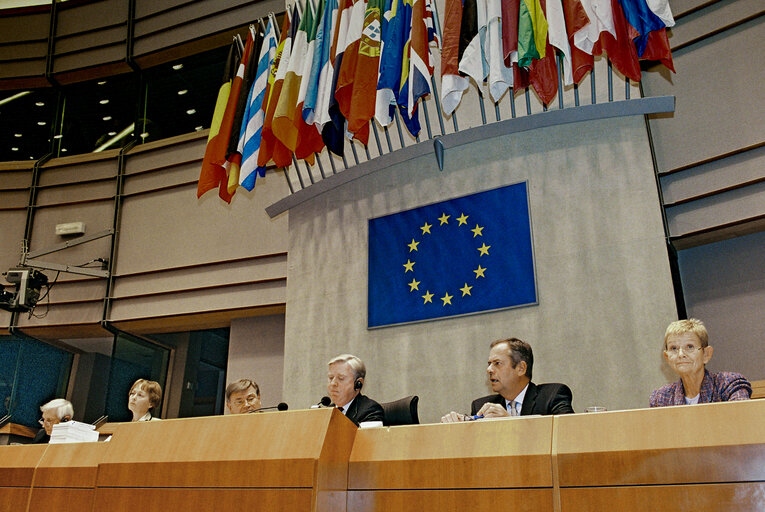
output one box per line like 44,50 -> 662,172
197,0 -> 676,202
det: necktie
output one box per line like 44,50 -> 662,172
508,400 -> 519,416
338,406 -> 344,413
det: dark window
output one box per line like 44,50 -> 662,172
0,88 -> 57,162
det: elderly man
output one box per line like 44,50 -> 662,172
225,379 -> 262,414
327,354 -> 384,425
442,338 -> 574,422
32,398 -> 73,443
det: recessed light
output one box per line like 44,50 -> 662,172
37,121 -> 46,125
186,109 -> 196,115
14,133 -> 22,137
53,134 -> 63,139
35,102 -> 45,106
108,131 -> 116,136
98,81 -> 107,85
62,148 -> 68,152
103,116 -> 112,121
172,64 -> 183,70
11,147 -> 19,151
99,99 -> 109,105
177,89 -> 188,95
195,126 -> 204,131
140,132 -> 149,139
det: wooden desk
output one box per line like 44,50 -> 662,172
554,400 -> 765,511
94,408 -> 356,512
0,444 -> 46,512
348,416 -> 555,512
0,423 -> 37,445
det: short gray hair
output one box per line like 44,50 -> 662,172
328,354 -> 366,380
40,399 -> 73,420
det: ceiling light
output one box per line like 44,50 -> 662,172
14,133 -> 22,137
140,132 -> 149,139
103,116 -> 112,121
98,81 -> 107,85
195,126 -> 203,131
172,64 -> 183,70
99,99 -> 109,105
11,147 -> 19,151
108,131 -> 116,136
37,121 -> 46,125
53,134 -> 63,139
62,148 -> 68,152
186,109 -> 196,115
35,101 -> 44,106
177,89 -> 188,95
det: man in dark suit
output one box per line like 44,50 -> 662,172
442,338 -> 574,422
327,354 -> 384,426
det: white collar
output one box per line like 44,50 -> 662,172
338,396 -> 356,415
505,383 -> 530,411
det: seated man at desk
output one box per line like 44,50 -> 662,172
442,338 -> 574,422
32,398 -> 73,443
327,354 -> 384,426
225,378 -> 262,414
650,318 -> 751,406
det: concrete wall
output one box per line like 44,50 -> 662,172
283,115 -> 679,424
227,315 -> 285,411
678,231 -> 765,381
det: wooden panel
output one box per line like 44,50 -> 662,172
96,408 -> 355,489
33,441 -> 108,487
560,483 -> 765,512
349,417 -> 554,489
28,487 -> 95,510
0,423 -> 37,439
93,488 -> 313,512
751,379 -> 765,399
0,487 -> 31,512
555,400 -> 765,487
348,489 -> 554,512
0,444 -> 47,486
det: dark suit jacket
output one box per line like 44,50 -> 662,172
344,393 -> 385,426
470,382 -> 575,416
31,428 -> 50,444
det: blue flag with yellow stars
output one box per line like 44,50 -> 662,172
368,182 -> 537,327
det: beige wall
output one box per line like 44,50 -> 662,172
227,315 -> 285,411
283,115 -> 679,424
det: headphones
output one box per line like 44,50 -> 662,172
354,378 -> 363,391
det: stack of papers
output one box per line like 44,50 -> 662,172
50,420 -> 99,443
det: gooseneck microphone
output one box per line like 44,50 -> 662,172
311,396 -> 332,408
250,402 -> 289,413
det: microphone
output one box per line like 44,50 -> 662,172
250,402 -> 289,413
311,396 -> 332,409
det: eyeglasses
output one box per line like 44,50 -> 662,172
665,345 -> 704,357
231,395 -> 260,407
39,418 -> 60,426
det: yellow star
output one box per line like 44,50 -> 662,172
456,213 -> 469,226
471,224 -> 484,237
460,283 -> 473,296
473,265 -> 486,278
420,222 -> 432,235
477,243 -> 491,256
441,292 -> 453,306
438,213 -> 450,225
408,278 -> 420,292
408,239 -> 419,252
403,259 -> 415,273
422,290 -> 434,304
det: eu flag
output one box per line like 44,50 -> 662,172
368,182 -> 537,328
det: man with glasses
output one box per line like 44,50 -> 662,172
32,398 -> 73,443
650,319 -> 751,406
225,379 -> 262,414
441,338 -> 574,422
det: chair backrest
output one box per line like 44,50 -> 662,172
381,395 -> 419,426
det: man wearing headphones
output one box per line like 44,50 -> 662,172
326,354 -> 384,425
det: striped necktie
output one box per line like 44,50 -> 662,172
508,400 -> 519,416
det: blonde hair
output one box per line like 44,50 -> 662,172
664,318 -> 709,349
129,379 -> 162,410
328,354 -> 366,381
